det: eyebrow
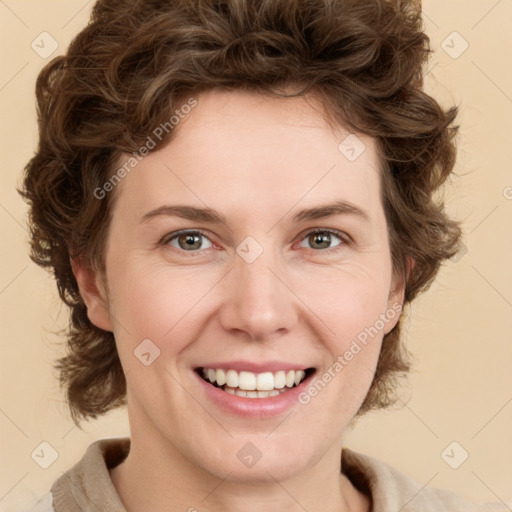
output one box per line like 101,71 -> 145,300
140,200 -> 370,225
141,205 -> 228,225
291,200 -> 369,223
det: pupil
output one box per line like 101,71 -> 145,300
179,233 -> 201,250
310,232 -> 330,249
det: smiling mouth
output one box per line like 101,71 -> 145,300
197,367 -> 316,398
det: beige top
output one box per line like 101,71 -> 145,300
48,437 -> 504,511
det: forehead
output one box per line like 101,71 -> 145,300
111,88 -> 382,223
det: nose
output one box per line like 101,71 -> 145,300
218,249 -> 299,341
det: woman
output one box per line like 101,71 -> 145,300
21,0 -> 504,510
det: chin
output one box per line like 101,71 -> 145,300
192,435 -> 313,484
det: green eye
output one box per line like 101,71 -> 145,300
166,231 -> 213,251
299,230 -> 344,250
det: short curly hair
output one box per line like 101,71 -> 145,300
20,0 -> 461,426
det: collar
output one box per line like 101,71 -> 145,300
51,437 -> 499,511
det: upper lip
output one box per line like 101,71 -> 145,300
195,360 -> 314,373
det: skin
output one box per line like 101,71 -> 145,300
73,88 -> 406,512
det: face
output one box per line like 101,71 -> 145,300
81,88 -> 404,483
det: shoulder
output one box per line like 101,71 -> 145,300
29,491 -> 55,512
50,437 -> 129,510
4,490 -> 55,512
342,448 -> 506,512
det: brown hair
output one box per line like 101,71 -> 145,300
20,0 -> 461,425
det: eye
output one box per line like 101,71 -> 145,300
164,230 -> 213,251
298,229 -> 345,251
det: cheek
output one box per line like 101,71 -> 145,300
289,261 -> 393,342
295,270 -> 390,421
106,260 -> 222,355
289,262 -> 392,403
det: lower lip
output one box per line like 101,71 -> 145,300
194,370 -> 315,418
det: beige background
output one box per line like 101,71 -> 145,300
1,1 -> 511,510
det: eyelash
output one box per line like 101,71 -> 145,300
299,229 -> 351,253
161,228 -> 351,256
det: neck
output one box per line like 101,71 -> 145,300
109,428 -> 370,512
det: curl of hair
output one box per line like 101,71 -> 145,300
20,0 -> 461,425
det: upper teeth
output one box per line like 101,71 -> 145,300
202,368 -> 306,391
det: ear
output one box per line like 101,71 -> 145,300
384,256 -> 415,334
70,257 -> 113,332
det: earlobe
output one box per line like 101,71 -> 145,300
385,256 -> 414,334
70,257 -> 113,332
